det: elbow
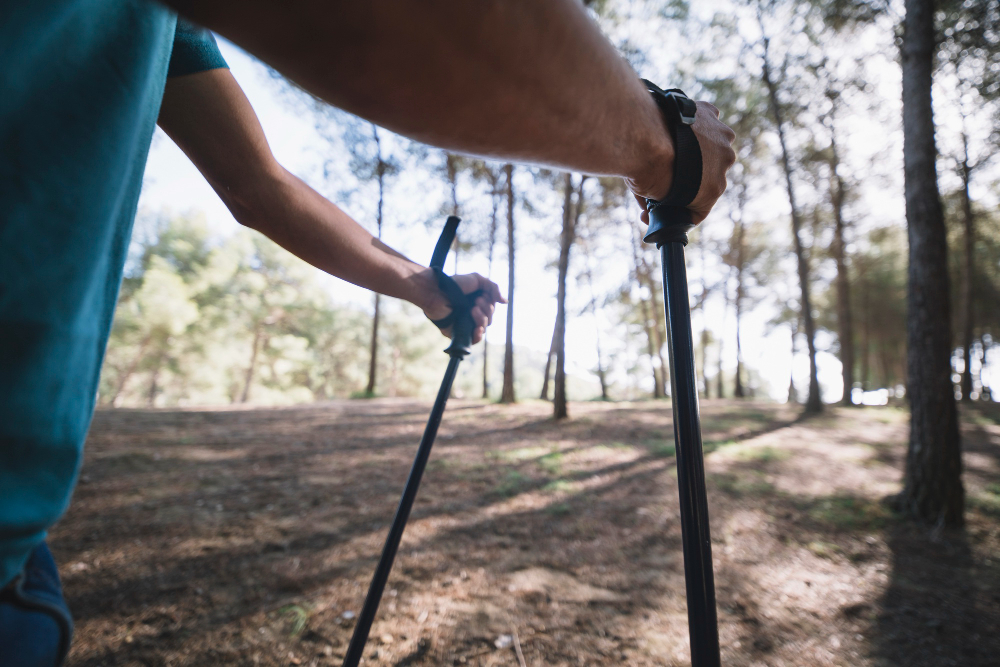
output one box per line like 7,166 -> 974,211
213,162 -> 289,234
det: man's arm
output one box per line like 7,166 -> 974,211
157,68 -> 504,343
164,0 -> 736,224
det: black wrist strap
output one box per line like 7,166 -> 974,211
641,81 -> 703,247
428,216 -> 482,358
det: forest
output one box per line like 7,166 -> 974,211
56,0 -> 1000,665
101,0 -> 1000,414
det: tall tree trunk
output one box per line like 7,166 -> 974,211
147,351 -> 163,407
959,131 -> 975,402
632,232 -> 664,398
366,126 -> 386,397
788,317 -> 799,404
699,241 -> 711,399
734,294 -> 745,398
540,326 -> 557,400
760,30 -> 822,414
554,175 -> 584,419
829,131 -> 856,406
365,293 -> 381,396
898,0 -> 964,526
733,220 -> 746,398
483,182 -> 500,399
447,153 -> 461,273
111,333 -> 152,407
861,281 -> 871,391
638,247 -> 669,396
716,274 -> 729,399
582,243 -> 609,400
595,334 -> 609,400
240,324 -> 263,403
500,164 -> 517,404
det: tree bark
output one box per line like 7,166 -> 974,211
959,131 -> 975,402
540,326 -> 557,400
829,131 -> 856,406
365,293 -> 381,396
554,175 -> 585,419
898,0 -> 964,527
788,317 -> 799,404
483,179 -> 500,399
717,275 -> 728,399
241,323 -> 262,404
760,30 -> 822,413
500,164 -> 517,404
638,248 -> 669,396
582,243 -> 609,400
147,352 -> 163,407
733,220 -> 746,398
632,232 -> 664,398
365,125 -> 386,397
699,241 -> 711,399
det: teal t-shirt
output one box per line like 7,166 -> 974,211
0,1 -> 228,588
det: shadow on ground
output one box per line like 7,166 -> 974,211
50,399 -> 1000,666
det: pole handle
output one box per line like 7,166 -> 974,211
639,82 -> 702,248
428,216 -> 481,358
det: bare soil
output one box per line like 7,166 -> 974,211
53,399 -> 1000,666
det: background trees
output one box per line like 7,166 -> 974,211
120,0 -> 1000,533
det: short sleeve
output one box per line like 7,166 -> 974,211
167,18 -> 229,78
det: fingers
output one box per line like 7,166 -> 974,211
431,272 -> 506,345
626,97 -> 737,227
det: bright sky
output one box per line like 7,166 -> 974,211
136,24 -> 994,405
136,37 -> 850,404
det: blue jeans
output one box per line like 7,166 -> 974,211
0,542 -> 73,667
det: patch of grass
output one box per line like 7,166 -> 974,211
349,390 -> 378,399
278,604 -> 310,637
538,450 -> 563,475
495,446 -> 550,463
545,502 -> 572,516
713,472 -> 774,497
969,485 -> 1000,516
494,470 -> 530,497
647,441 -> 676,458
702,439 -> 737,455
594,442 -> 635,453
734,445 -> 790,463
543,479 -> 574,493
802,495 -> 890,531
871,407 -> 908,423
806,540 -> 842,560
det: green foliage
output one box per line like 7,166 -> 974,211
100,213 -> 444,406
278,604 -> 310,638
494,470 -> 530,497
841,226 -> 908,392
799,494 -> 891,531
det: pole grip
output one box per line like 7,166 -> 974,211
428,216 -> 480,359
643,203 -> 696,247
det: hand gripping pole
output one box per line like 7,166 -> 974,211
642,83 -> 721,667
342,216 -> 478,667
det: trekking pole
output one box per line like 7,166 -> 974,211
342,216 -> 479,667
641,81 -> 721,667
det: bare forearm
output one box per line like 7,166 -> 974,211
165,0 -> 673,188
231,167 -> 438,309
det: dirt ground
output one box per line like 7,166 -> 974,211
52,398 -> 1000,666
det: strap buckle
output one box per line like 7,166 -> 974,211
663,89 -> 697,125
642,79 -> 697,126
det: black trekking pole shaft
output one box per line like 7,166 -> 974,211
640,80 -> 720,666
658,240 -> 720,667
342,356 -> 461,667
343,216 -> 473,667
